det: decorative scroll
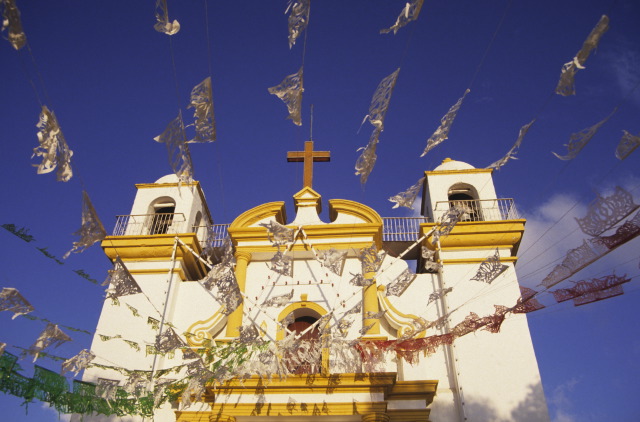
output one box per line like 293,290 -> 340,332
0,287 -> 34,319
389,177 -> 424,209
33,106 -> 74,182
354,131 -> 379,184
421,247 -> 441,272
553,112 -> 613,160
154,0 -> 180,35
155,328 -> 183,354
511,286 -> 544,314
61,349 -> 95,376
575,186 -> 638,236
555,15 -> 609,96
421,89 -> 470,157
1,223 -> 34,242
64,191 -> 106,259
470,248 -> 508,284
1,0 -> 26,50
540,238 -> 609,288
154,111 -> 194,184
268,67 -> 304,126
316,248 -> 347,275
187,77 -> 216,142
358,243 -> 385,278
551,274 -> 630,306
26,323 -> 72,362
427,287 -> 452,306
386,268 -> 416,296
286,0 -> 310,48
262,289 -> 294,308
104,256 -> 142,300
270,250 -> 293,276
380,0 -> 424,35
363,68 -> 400,130
489,120 -> 536,170
616,130 -> 640,160
260,220 -> 294,246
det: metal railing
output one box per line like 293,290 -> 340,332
382,217 -> 429,242
433,198 -> 520,222
112,213 -> 187,236
111,199 -> 519,246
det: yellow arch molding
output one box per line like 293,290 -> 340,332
377,286 -> 426,339
229,202 -> 287,229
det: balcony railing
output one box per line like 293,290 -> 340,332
111,199 -> 519,248
433,198 -> 520,222
112,213 -> 188,236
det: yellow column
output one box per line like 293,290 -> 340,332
225,251 -> 251,337
362,273 -> 381,336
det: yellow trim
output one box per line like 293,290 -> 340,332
292,186 -> 322,214
425,168 -> 493,175
377,286 -> 425,339
225,251 -> 251,337
276,301 -> 328,340
329,199 -> 384,224
176,402 -> 388,420
229,202 -> 287,229
101,234 -> 207,279
134,181 -> 213,226
420,220 -> 525,255
128,268 -> 187,281
386,408 -> 431,422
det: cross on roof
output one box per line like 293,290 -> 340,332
287,141 -> 331,189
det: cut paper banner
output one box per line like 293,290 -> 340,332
615,130 -> 640,160
555,15 -> 609,96
553,111 -> 614,160
362,68 -> 400,130
389,177 -> 424,209
154,0 -> 180,35
187,76 -> 216,142
316,248 -> 347,276
61,349 -> 95,376
104,256 -> 142,300
26,323 -> 72,362
260,220 -> 294,246
488,120 -> 536,170
354,131 -> 379,184
551,274 -> 630,306
381,0 -> 424,35
1,0 -> 26,49
268,67 -> 304,126
0,287 -> 34,319
470,248 -> 508,284
286,0 -> 310,48
64,191 -> 107,259
575,186 -> 638,237
154,111 -> 194,183
421,89 -> 470,157
33,106 -> 74,182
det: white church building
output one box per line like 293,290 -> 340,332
78,152 -> 549,422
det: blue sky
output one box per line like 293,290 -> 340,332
1,1 -> 639,420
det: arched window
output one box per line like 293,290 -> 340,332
149,197 -> 176,234
192,211 -> 202,233
448,184 -> 482,221
284,315 -> 322,374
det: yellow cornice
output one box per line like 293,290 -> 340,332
134,181 -> 213,225
424,168 -> 493,176
101,234 -> 207,280
387,408 -> 431,421
229,202 -> 287,230
420,220 -> 526,255
176,402 -> 388,420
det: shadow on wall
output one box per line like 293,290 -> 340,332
462,383 -> 549,422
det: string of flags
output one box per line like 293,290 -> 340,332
380,0 -> 424,35
153,0 -> 180,35
488,119 -> 536,170
32,106 -> 74,182
0,0 -> 26,50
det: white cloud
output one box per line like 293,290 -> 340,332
41,403 -> 71,421
549,378 -> 580,422
603,39 -> 640,105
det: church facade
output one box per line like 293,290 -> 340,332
78,153 -> 549,422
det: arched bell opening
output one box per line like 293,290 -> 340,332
148,196 -> 176,234
447,183 -> 482,221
